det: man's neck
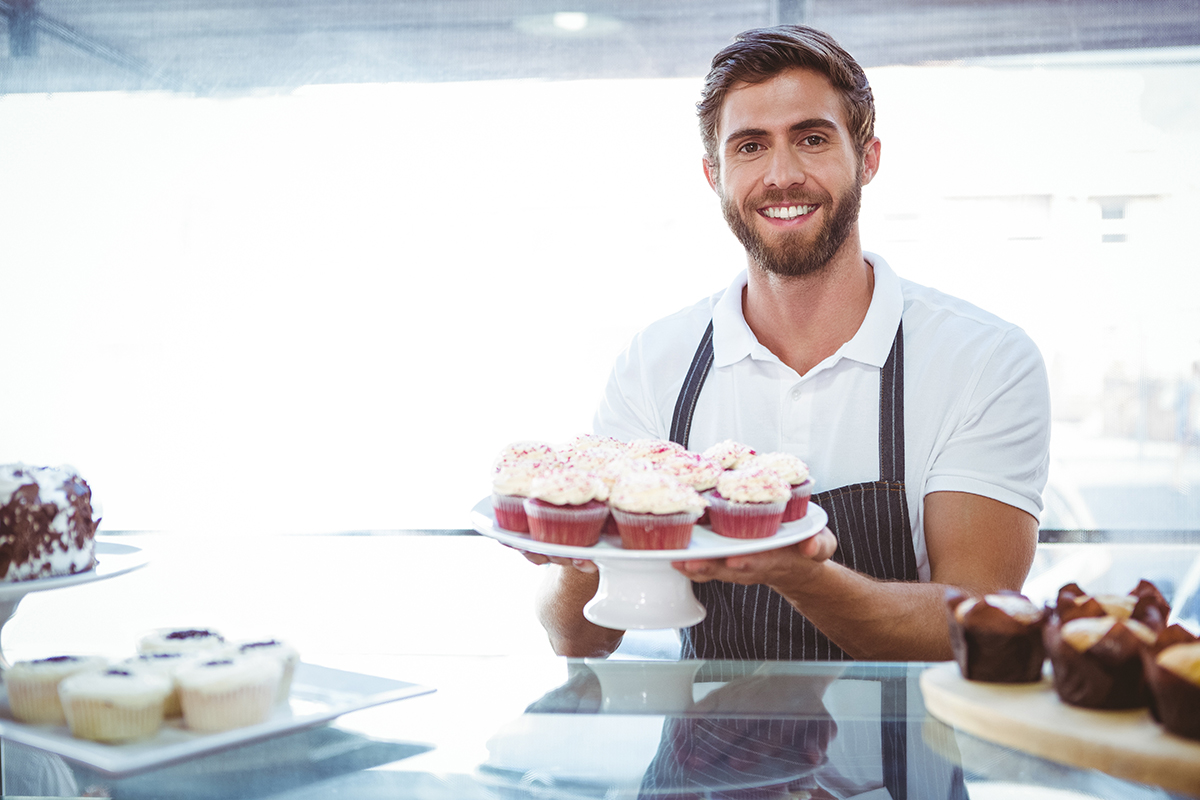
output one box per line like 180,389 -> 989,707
741,239 -> 875,377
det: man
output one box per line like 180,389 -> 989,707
530,25 -> 1050,662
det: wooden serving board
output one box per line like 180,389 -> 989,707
920,662 -> 1200,797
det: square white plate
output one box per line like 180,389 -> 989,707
0,662 -> 434,775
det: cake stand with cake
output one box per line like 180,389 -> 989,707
470,497 -> 828,630
0,464 -> 150,668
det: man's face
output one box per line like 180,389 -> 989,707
705,68 -> 878,278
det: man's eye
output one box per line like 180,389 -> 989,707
802,135 -> 826,146
739,142 -> 763,154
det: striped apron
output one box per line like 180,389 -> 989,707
670,321 -> 920,661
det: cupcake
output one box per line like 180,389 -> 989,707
137,627 -> 226,655
491,460 -> 558,533
59,666 -> 172,742
522,467 -> 610,547
1043,581 -> 1167,709
177,655 -> 283,732
121,652 -> 202,717
946,590 -> 1047,683
5,655 -> 108,724
706,467 -> 790,539
1143,626 -> 1200,741
492,440 -> 558,472
702,439 -> 757,470
746,452 -> 814,522
609,473 -> 707,550
228,638 -> 300,703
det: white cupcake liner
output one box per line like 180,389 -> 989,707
180,681 -> 278,732
62,696 -> 165,742
7,680 -> 68,725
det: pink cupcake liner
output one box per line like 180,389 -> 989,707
492,493 -> 530,533
706,493 -> 786,539
522,498 -> 608,546
611,508 -> 701,550
781,479 -> 814,523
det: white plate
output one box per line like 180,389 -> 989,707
0,540 -> 150,601
0,662 -> 434,775
469,497 -> 827,560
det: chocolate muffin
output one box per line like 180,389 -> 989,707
946,589 -> 1047,683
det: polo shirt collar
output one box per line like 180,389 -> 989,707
710,252 -> 903,370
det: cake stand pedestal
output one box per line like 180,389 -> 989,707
0,541 -> 149,669
470,498 -> 827,631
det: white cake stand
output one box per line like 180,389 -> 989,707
0,540 -> 149,668
470,498 -> 827,631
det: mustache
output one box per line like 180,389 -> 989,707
747,189 -> 831,207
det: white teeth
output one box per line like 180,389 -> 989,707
762,205 -> 815,220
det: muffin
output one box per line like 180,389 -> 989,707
59,666 -> 172,742
5,655 -> 108,724
522,467 -> 610,547
121,652 -> 202,717
746,452 -> 814,522
706,467 -> 790,539
1043,581 -> 1167,709
1142,625 -> 1200,741
491,460 -> 558,533
138,627 -> 226,655
702,439 -> 757,470
228,638 -> 300,703
177,655 -> 283,732
609,473 -> 707,550
946,590 -> 1047,683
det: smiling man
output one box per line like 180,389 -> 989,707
533,25 -> 1051,662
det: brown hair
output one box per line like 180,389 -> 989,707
698,25 -> 875,176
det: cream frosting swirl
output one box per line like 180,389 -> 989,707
745,452 -> 810,486
493,441 -> 557,472
715,467 -> 790,504
654,451 -> 723,492
528,467 -> 609,506
610,473 -> 707,516
703,439 -> 757,470
492,460 -> 558,497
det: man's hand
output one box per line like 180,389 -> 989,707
671,526 -> 837,592
508,545 -> 598,574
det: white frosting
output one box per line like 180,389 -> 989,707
703,440 -> 757,469
528,468 -> 609,506
138,628 -> 226,654
654,452 -> 723,492
624,439 -> 686,464
58,667 -> 172,702
8,655 -> 108,682
176,655 -> 282,694
493,441 -> 557,472
492,460 -> 559,497
609,473 -> 707,515
746,452 -> 811,486
715,467 -> 791,504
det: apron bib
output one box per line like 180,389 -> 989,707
670,321 -> 919,661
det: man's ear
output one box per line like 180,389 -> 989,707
860,137 -> 882,185
702,156 -> 720,193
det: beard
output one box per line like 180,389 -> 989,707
720,180 -> 862,278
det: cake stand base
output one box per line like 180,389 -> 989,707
584,559 -> 706,631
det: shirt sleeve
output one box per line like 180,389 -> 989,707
592,333 -> 670,442
923,326 -> 1052,520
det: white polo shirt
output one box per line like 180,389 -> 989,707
593,253 -> 1051,580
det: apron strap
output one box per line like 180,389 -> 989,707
669,320 -> 714,448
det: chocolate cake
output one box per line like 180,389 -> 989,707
0,464 -> 99,582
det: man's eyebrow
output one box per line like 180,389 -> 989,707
724,118 -> 839,148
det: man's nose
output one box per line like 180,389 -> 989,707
763,146 -> 807,189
